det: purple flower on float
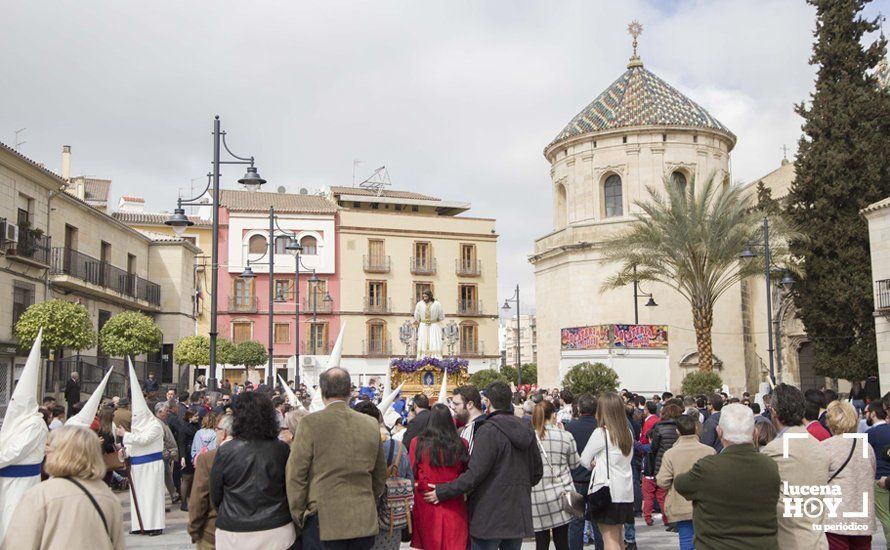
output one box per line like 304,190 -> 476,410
389,356 -> 469,374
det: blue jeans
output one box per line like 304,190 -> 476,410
568,482 -> 602,550
624,522 -> 635,543
677,520 -> 694,550
470,538 -> 523,550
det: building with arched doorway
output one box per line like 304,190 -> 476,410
531,40 -> 818,394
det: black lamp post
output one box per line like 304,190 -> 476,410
501,285 -> 522,386
739,216 -> 795,384
631,265 -> 658,325
166,116 -> 265,392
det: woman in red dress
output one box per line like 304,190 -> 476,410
410,403 -> 469,550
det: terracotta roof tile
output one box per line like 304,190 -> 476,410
112,211 -> 212,227
82,178 -> 111,201
219,189 -> 337,214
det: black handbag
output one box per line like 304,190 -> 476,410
585,428 -> 613,519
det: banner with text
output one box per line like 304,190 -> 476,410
560,324 -> 669,350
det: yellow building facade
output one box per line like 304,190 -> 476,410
327,186 -> 499,386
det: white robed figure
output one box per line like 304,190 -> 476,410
0,329 -> 48,543
413,290 -> 445,359
117,358 -> 165,534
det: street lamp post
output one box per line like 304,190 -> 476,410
631,265 -> 658,325
501,285 -> 522,386
166,116 -> 265,392
740,216 -> 795,384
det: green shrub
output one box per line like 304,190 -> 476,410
99,311 -> 163,357
15,299 -> 95,353
562,362 -> 619,397
681,370 -> 723,396
503,363 -> 538,385
469,368 -> 509,389
232,340 -> 268,368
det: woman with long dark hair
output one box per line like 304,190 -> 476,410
209,391 -> 294,550
410,403 -> 469,550
580,392 -> 635,550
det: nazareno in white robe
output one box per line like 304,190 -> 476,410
0,414 -> 47,542
0,328 -> 47,544
414,300 -> 445,359
123,416 -> 166,532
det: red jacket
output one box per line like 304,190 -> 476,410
641,414 -> 660,444
806,420 -> 831,441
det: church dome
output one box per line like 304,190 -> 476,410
548,62 -> 735,149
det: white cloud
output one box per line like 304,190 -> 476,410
0,0 -> 834,309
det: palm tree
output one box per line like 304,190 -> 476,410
601,173 -> 772,372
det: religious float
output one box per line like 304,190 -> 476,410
389,293 -> 470,401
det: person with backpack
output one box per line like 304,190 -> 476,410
410,403 -> 469,550
354,402 -> 413,550
190,412 -> 219,462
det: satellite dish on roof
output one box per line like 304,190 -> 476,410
277,186 -> 287,194
299,188 -> 309,195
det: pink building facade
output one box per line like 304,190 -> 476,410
216,189 -> 339,386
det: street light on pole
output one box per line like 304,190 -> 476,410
739,216 -> 795,385
501,285 -> 522,386
166,116 -> 265,391
631,265 -> 658,325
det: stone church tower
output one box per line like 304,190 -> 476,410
531,30 -> 749,391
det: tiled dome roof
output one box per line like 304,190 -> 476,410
549,63 -> 735,148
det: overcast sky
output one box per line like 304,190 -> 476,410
2,0 -> 885,311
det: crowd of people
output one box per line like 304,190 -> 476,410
1,334 -> 888,550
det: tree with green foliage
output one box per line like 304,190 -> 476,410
681,371 -> 724,396
601,173 -> 770,372
561,362 -> 619,397
15,299 -> 95,356
174,336 -> 235,366
785,0 -> 889,381
503,363 -> 538,386
469,368 -> 509,389
98,311 -> 163,358
232,340 -> 268,369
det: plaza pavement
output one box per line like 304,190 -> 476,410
121,492 -> 888,549
117,492 -> 708,549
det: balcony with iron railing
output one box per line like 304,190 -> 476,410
228,295 -> 259,313
410,256 -> 437,276
363,297 -> 392,314
4,222 -> 51,267
877,279 -> 890,311
363,255 -> 391,273
457,299 -> 483,315
459,340 -> 486,357
301,340 -> 333,355
50,248 -> 161,308
362,339 -> 393,357
456,259 -> 482,277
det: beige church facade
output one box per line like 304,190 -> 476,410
531,49 -> 818,394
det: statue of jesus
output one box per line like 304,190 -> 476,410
413,290 -> 445,359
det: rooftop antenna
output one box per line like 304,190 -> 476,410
359,165 -> 391,197
14,128 -> 26,151
352,159 -> 364,186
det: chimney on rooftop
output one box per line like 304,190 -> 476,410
61,145 -> 71,181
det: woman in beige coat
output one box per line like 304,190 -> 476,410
821,400 -> 875,548
2,425 -> 124,550
656,414 -> 714,550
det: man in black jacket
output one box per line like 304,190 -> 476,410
700,393 -> 724,453
565,395 -> 603,550
425,381 -> 543,550
402,393 -> 431,451
63,371 -> 80,418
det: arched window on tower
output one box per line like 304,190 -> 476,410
555,183 -> 568,228
248,234 -> 267,254
671,171 -> 688,195
604,174 -> 623,218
